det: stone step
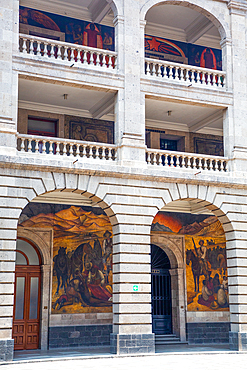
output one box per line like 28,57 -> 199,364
155,334 -> 188,345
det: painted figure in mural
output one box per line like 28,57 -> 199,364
72,25 -> 84,45
53,247 -> 69,295
192,238 -> 209,278
83,23 -> 103,49
198,279 -> 215,307
103,32 -> 113,50
52,282 -> 84,310
222,276 -> 228,291
186,249 -> 201,292
103,230 -> 113,284
200,48 -> 216,70
85,260 -> 112,302
217,285 -> 228,307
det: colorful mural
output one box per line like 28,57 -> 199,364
19,7 -> 222,69
19,7 -> 115,51
145,35 -> 222,70
18,202 -> 113,314
152,212 -> 228,311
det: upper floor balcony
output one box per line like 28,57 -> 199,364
16,2 -> 230,99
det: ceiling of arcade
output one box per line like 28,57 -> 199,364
20,0 -> 221,48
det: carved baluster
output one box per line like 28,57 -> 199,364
181,155 -> 185,168
55,142 -> 60,156
146,151 -> 150,164
147,61 -> 152,76
41,140 -> 46,154
164,153 -> 168,166
174,66 -> 179,80
22,38 -> 28,54
29,39 -> 34,55
36,41 -> 42,56
49,141 -> 53,155
62,143 -> 67,156
82,50 -> 87,64
96,52 -> 100,67
208,158 -> 212,171
198,157 -> 203,170
180,67 -> 184,81
156,63 -> 162,78
68,143 -> 73,157
88,145 -> 93,158
27,139 -> 32,153
34,139 -> 39,153
102,54 -> 107,68
166,65 -> 170,79
20,138 -> 25,152
89,51 -> 94,65
102,146 -> 106,160
57,45 -> 62,60
183,68 -> 188,82
95,146 -> 99,160
76,144 -> 80,158
212,73 -> 216,86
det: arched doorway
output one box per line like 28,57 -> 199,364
13,239 -> 42,350
151,244 -> 172,335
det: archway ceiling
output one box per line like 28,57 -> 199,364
20,0 -> 114,26
18,78 -> 115,121
145,98 -> 224,135
32,190 -> 101,207
146,4 -> 220,48
160,199 -> 213,215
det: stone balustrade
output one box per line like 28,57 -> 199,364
145,58 -> 226,88
19,34 -> 117,69
17,134 -> 117,161
146,148 -> 228,172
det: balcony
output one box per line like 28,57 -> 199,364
16,133 -> 228,175
19,34 -> 117,70
145,58 -> 226,90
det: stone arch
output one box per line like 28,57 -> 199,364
151,234 -> 184,269
140,0 -> 230,41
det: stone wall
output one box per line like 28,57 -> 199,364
49,324 -> 112,348
187,322 -> 230,345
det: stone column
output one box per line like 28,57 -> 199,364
114,0 -> 147,167
225,1 -> 247,172
0,224 -> 17,361
110,220 -> 155,354
227,215 -> 247,350
170,268 -> 186,342
40,265 -> 51,350
0,0 -> 19,156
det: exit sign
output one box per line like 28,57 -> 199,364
133,285 -> 139,292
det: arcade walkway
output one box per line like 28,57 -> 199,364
1,346 -> 246,370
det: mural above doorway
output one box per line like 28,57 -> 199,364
18,202 -> 113,314
152,211 -> 228,312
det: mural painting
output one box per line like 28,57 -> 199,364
152,212 -> 228,311
18,202 -> 113,314
19,7 -> 222,69
19,6 -> 115,51
145,34 -> 222,70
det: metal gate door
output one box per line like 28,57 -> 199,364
151,244 -> 172,335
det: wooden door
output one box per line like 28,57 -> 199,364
13,266 -> 41,350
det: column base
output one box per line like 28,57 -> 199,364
229,332 -> 247,351
110,333 -> 155,355
0,339 -> 14,361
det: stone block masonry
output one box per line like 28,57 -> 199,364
110,333 -> 155,355
187,323 -> 230,345
49,325 -> 112,348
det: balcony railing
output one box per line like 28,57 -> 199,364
146,148 -> 228,172
19,34 -> 117,70
145,58 -> 226,89
17,134 -> 117,161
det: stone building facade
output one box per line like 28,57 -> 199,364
1,0 -> 247,361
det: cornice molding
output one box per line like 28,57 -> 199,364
227,0 -> 247,14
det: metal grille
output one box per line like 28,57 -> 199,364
151,244 -> 172,334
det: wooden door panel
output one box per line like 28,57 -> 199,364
13,267 -> 41,350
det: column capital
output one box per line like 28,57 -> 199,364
228,0 -> 247,15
